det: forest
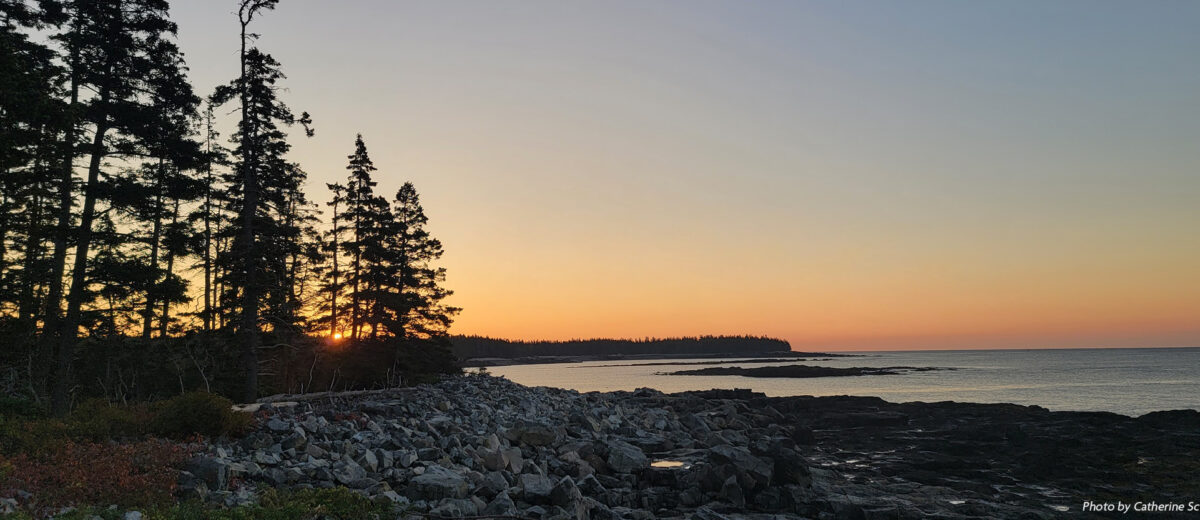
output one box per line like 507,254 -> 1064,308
0,0 -> 461,415
451,335 -> 794,359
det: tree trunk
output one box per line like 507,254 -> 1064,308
43,40 -> 80,341
350,215 -> 361,340
50,116 -> 109,416
238,11 -> 259,403
19,187 -> 44,324
160,197 -> 180,337
202,116 -> 214,331
0,190 -> 9,291
141,157 -> 164,339
329,200 -> 339,338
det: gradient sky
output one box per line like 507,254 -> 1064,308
169,1 -> 1200,350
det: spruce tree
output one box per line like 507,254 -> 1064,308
384,182 -> 459,339
189,102 -> 229,332
0,0 -> 63,334
342,135 -> 378,341
212,0 -> 313,401
50,0 -> 194,415
320,182 -> 347,339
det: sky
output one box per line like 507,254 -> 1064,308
169,1 -> 1200,351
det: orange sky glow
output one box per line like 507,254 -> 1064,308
171,2 -> 1200,350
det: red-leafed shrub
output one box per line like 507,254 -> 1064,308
0,439 -> 193,515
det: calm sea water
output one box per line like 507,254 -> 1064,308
489,347 -> 1200,417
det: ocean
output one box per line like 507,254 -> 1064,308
488,347 -> 1200,417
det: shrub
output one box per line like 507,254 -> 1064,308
148,392 -> 252,439
0,397 -> 44,420
259,487 -> 393,519
153,488 -> 393,520
0,439 -> 192,515
0,417 -> 71,456
68,399 -> 151,441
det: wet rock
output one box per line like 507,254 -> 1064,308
708,444 -> 771,489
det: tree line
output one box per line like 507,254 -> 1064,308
0,0 -> 459,414
451,335 -> 793,359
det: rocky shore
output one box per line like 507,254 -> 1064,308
181,375 -> 1200,519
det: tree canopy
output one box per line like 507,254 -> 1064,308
0,0 -> 461,411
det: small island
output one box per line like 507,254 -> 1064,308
663,364 -> 947,378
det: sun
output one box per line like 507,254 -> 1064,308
332,332 -> 343,340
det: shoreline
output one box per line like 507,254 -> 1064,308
182,375 -> 1199,519
461,351 -> 857,368
659,364 -> 949,378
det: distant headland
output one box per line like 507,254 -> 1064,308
451,335 -> 853,367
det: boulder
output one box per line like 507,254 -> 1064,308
331,460 -> 368,487
357,449 -> 379,472
519,473 -> 556,501
690,507 -> 730,520
185,457 -> 228,491
479,448 -> 506,471
708,444 -> 772,488
606,440 -> 648,474
550,476 -> 586,518
429,498 -> 478,517
408,465 -> 469,500
483,492 -> 518,516
511,419 -> 558,446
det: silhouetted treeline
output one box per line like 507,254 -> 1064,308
0,0 -> 458,412
451,335 -> 792,359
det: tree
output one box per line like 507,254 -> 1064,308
0,0 -> 64,335
382,182 -> 459,340
50,0 -> 195,415
341,135 -> 379,341
189,102 -> 229,332
319,182 -> 347,339
132,35 -> 201,339
333,136 -> 457,342
212,0 -> 313,401
0,1 -> 65,394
